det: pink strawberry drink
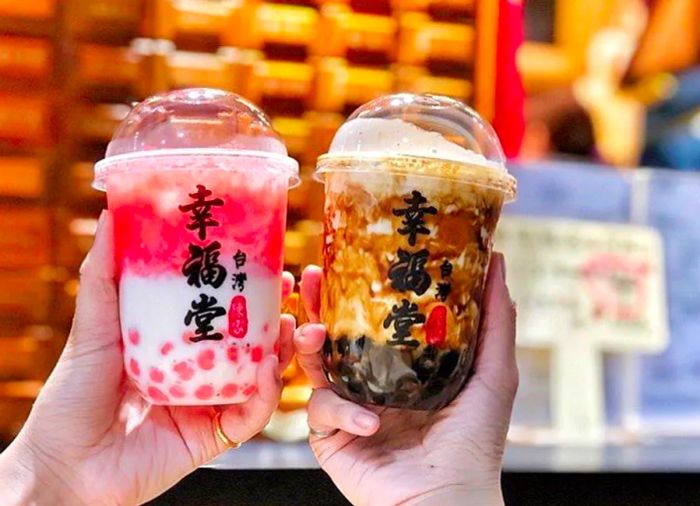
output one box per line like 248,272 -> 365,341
93,89 -> 299,405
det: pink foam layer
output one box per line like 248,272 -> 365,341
107,165 -> 288,277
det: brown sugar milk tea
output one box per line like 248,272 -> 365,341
315,94 -> 517,410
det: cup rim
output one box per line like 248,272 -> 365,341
93,148 -> 300,191
314,153 -> 517,202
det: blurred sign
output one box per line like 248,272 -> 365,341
496,216 -> 668,443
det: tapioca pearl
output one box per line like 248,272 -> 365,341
263,323 -> 270,334
160,342 -> 174,356
243,385 -> 257,396
149,367 -> 164,383
173,361 -> 195,381
128,328 -> 140,346
197,349 -> 216,370
169,385 -> 185,399
221,383 -> 239,398
195,385 -> 214,400
251,346 -> 264,363
148,386 -> 169,403
129,358 -> 141,376
227,346 -> 239,363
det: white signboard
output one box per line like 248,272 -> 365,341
495,216 -> 668,444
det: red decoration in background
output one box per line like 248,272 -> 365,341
580,254 -> 649,322
492,0 -> 525,159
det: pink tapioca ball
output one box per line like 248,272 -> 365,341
227,346 -> 239,363
169,385 -> 185,399
128,328 -> 140,346
173,361 -> 195,381
243,385 -> 257,397
221,383 -> 239,398
148,386 -> 169,403
250,346 -> 263,363
129,358 -> 141,376
195,385 -> 214,400
150,368 -> 164,383
197,349 -> 215,370
263,323 -> 270,334
160,342 -> 174,356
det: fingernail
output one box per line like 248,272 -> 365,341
300,323 -> 321,337
353,412 -> 378,430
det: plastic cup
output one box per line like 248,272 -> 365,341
93,89 -> 299,405
315,93 -> 517,410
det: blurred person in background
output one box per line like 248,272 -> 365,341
521,0 -> 700,170
630,0 -> 700,169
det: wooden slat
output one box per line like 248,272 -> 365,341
399,13 -> 475,65
272,117 -> 310,159
345,65 -> 394,106
255,60 -> 314,101
396,66 -> 472,100
0,0 -> 56,19
174,0 -> 229,36
77,103 -> 130,142
0,157 -> 44,198
0,206 -> 50,268
0,380 -> 42,399
167,50 -> 231,90
315,5 -> 397,58
0,36 -> 52,80
76,44 -> 141,87
0,396 -> 34,439
0,92 -> 51,145
0,270 -> 52,323
67,0 -> 143,36
0,338 -> 43,378
259,3 -> 319,48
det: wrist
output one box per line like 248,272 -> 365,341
401,484 -> 504,506
0,436 -> 84,505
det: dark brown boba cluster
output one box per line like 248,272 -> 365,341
322,335 -> 474,410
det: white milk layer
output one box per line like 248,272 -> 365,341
328,117 -> 503,170
120,271 -> 281,405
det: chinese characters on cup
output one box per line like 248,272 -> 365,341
384,190 -> 453,348
180,184 -> 249,344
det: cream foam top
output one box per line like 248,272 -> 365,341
327,118 -> 505,171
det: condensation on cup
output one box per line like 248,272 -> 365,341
93,88 -> 299,405
315,93 -> 517,410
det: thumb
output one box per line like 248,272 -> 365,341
68,210 -> 120,349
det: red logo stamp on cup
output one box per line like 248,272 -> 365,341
229,295 -> 249,338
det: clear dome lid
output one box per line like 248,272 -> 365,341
93,88 -> 299,190
315,93 -> 515,199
